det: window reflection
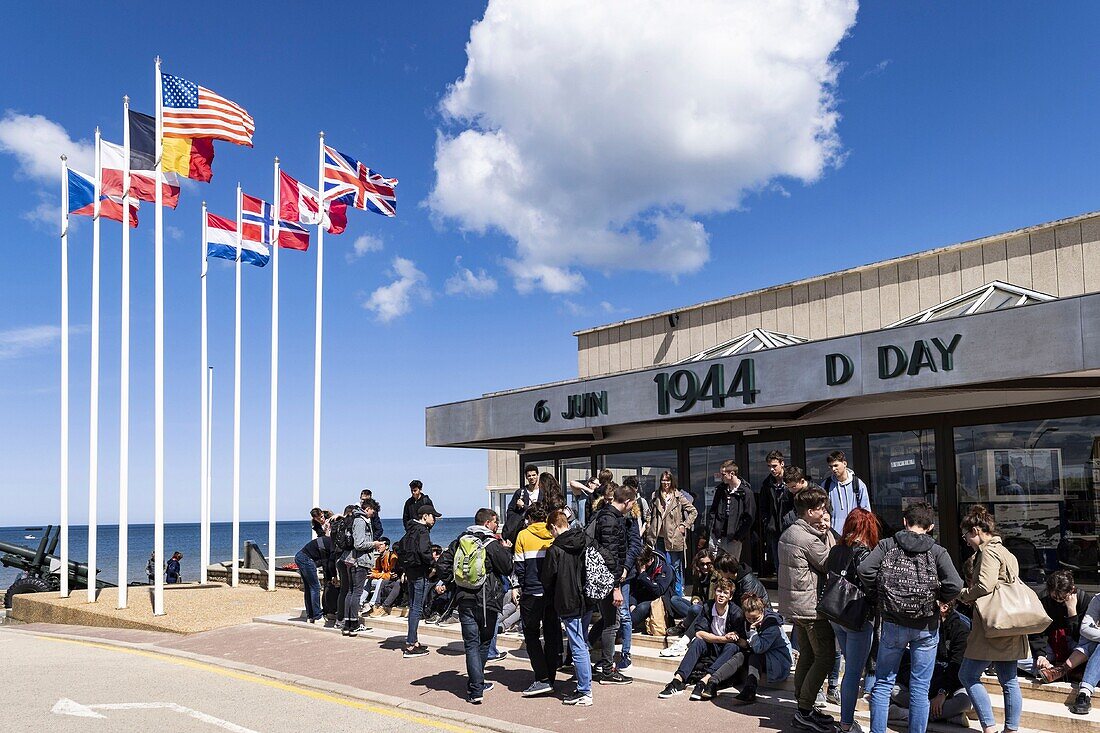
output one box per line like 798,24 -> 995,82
869,430 -> 937,537
805,435 -> 854,486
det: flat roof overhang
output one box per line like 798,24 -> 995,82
426,292 -> 1100,451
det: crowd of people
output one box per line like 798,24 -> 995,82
293,454 -> 1100,730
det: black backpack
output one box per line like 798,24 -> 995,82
330,515 -> 354,552
877,542 -> 940,619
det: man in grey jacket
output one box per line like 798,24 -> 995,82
778,486 -> 836,733
343,497 -> 384,636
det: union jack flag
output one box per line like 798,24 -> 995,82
241,193 -> 310,251
323,145 -> 397,217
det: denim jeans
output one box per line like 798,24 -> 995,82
294,552 -> 321,620
870,621 -> 938,733
675,637 -> 742,681
562,615 -> 592,695
1077,639 -> 1100,694
657,540 -> 685,596
831,620 -> 874,726
406,575 -> 429,645
618,583 -> 633,656
960,657 -> 1021,731
458,603 -> 497,698
667,594 -> 701,625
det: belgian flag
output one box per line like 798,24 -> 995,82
129,109 -> 214,182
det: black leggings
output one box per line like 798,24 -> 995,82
337,562 -> 353,624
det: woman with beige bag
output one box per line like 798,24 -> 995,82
957,505 -> 1050,733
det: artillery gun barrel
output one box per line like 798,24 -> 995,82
0,527 -> 115,589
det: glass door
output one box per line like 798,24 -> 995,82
868,429 -> 938,537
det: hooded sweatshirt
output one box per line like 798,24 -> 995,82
543,526 -> 589,619
437,524 -> 513,615
858,529 -> 963,630
513,521 -> 554,596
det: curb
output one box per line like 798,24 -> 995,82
1,624 -> 552,733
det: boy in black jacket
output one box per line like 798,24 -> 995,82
397,504 -> 441,657
658,578 -> 748,701
591,484 -> 636,684
437,508 -> 513,705
543,509 -> 593,706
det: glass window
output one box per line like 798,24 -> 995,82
560,456 -> 593,525
955,416 -> 1100,585
869,430 -> 938,537
928,293 -> 984,320
744,440 -> 791,487
600,449 -> 679,503
805,435 -> 854,487
689,445 -> 736,518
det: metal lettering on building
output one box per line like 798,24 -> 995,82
653,360 -> 758,415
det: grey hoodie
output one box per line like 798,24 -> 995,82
345,508 -> 378,569
858,529 -> 963,630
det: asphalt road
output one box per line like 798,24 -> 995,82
0,631 -> 489,733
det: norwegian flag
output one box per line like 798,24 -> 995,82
279,171 -> 346,234
241,193 -> 310,251
322,145 -> 397,217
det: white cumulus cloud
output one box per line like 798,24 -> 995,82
347,233 -> 384,263
445,258 -> 498,297
430,0 -> 858,293
364,257 -> 430,322
0,111 -> 94,180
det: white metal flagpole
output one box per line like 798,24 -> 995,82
153,57 -> 165,615
60,154 -> 70,598
268,157 -> 280,592
232,183 -> 242,587
88,127 -> 102,604
118,98 -> 132,608
206,364 -> 214,577
311,132 -> 325,511
200,200 -> 209,584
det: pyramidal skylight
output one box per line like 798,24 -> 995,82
887,281 -> 1055,328
679,328 -> 808,363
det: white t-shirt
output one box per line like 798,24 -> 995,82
710,603 -> 729,636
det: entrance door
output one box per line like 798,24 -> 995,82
868,429 -> 938,537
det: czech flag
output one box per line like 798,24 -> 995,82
67,168 -> 138,228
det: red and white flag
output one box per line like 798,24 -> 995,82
279,171 -> 346,234
100,139 -> 180,208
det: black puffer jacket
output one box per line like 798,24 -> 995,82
396,521 -> 434,578
543,526 -> 588,618
592,503 -> 627,579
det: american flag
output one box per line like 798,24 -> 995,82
161,73 -> 254,147
323,145 -> 397,217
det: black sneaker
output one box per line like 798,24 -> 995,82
689,682 -> 706,701
341,624 -> 351,636
403,644 -> 430,658
826,684 -> 840,705
733,680 -> 756,704
1070,692 -> 1092,715
810,709 -> 834,724
562,690 -> 593,706
702,680 -> 719,701
792,709 -> 834,732
598,668 -> 632,685
346,623 -> 370,637
466,694 -> 482,705
659,679 -> 685,698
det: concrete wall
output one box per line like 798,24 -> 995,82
575,211 -> 1100,378
487,449 -> 519,493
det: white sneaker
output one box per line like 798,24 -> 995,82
660,637 -> 689,658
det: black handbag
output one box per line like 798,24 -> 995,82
819,546 -> 868,631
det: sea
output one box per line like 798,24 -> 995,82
0,517 -> 474,591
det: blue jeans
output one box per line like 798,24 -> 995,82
960,658 -> 1021,731
676,637 -> 742,680
563,615 -> 592,695
294,552 -> 321,620
870,621 -> 939,733
1077,639 -> 1100,694
406,576 -> 429,646
458,603 -> 497,698
831,620 -> 874,726
658,541 -> 685,596
619,583 -> 633,656
667,593 -> 701,624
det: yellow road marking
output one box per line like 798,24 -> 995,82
34,635 -> 476,733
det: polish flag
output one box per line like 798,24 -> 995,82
279,171 -> 346,235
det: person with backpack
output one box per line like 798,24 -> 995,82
956,505 -> 1029,733
512,502 -> 561,697
709,460 -> 756,561
397,503 -> 442,657
436,507 -> 513,705
888,599 -> 974,727
331,505 -> 358,632
647,470 -> 698,598
341,497 -> 383,636
543,508 -> 593,706
821,507 -> 878,733
858,501 -> 963,733
778,486 -> 837,732
590,483 -> 637,685
295,531 -> 336,623
822,451 -> 871,536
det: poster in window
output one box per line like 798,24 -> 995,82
995,502 -> 1062,550
988,449 -> 1063,502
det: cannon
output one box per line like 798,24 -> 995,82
1,525 -> 114,608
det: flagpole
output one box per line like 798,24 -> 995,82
206,364 -> 214,577
60,154 -> 70,599
87,126 -> 101,604
311,132 -> 325,512
200,200 -> 209,584
232,183 -> 242,587
153,57 -> 165,615
268,157 -> 280,593
118,98 -> 131,608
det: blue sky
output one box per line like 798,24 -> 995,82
2,2 -> 1100,526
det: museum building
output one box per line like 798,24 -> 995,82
426,211 -> 1100,583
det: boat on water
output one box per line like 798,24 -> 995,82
24,535 -> 35,540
